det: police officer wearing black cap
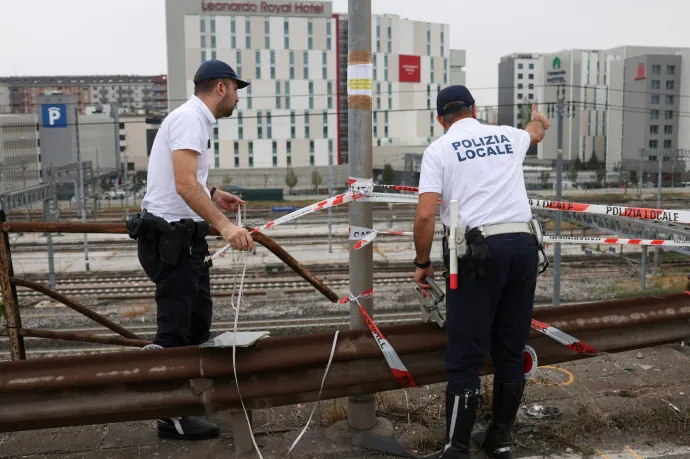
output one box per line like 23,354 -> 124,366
413,85 -> 550,458
127,60 -> 253,440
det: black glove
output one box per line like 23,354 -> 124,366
125,213 -> 144,240
465,229 -> 491,280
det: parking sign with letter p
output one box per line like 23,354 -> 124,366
41,104 -> 67,128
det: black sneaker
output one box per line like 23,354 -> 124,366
157,416 -> 220,440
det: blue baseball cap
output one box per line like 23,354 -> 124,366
437,85 -> 475,116
193,60 -> 249,89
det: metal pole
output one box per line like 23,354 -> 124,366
113,104 -> 124,187
328,150 -> 333,253
347,0 -> 376,430
43,199 -> 56,289
75,107 -> 90,272
552,85 -> 564,307
641,246 -> 648,290
653,151 -> 662,275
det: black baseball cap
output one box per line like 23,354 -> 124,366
193,60 -> 250,89
437,85 -> 475,116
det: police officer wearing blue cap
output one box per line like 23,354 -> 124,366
127,60 -> 251,440
413,85 -> 550,458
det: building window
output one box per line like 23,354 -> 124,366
238,113 -> 243,139
664,139 -> 672,148
303,51 -> 309,79
517,83 -> 523,89
440,29 -> 444,56
309,140 -> 315,166
664,125 -> 673,135
284,18 -> 289,48
264,18 -> 270,48
528,93 -> 534,100
667,65 -> 675,75
376,16 -> 380,52
426,85 -> 431,109
272,141 -> 278,166
666,95 -> 674,104
665,110 -> 673,120
255,51 -> 261,79
236,50 -> 242,76
529,63 -> 535,69
388,83 -> 392,110
200,16 -> 206,33
247,80 -> 252,109
652,80 -> 660,90
248,141 -> 254,167
649,139 -> 658,148
328,139 -> 333,162
245,17 -> 251,48
666,80 -> 675,90
518,63 -> 524,69
257,111 -> 263,139
234,141 -> 239,167
304,110 -> 310,137
430,56 -> 435,82
387,19 -> 392,53
231,17 -> 236,48
289,51 -> 295,79
444,58 -> 448,84
517,74 -> 523,80
377,81 -> 382,109
322,52 -> 327,79
384,54 -> 389,81
326,20 -> 332,50
269,51 -> 276,79
373,54 -> 377,80
285,81 -> 291,109
267,112 -> 272,138
287,140 -> 292,166
323,111 -> 328,137
426,23 -> 431,55
373,112 -> 377,137
290,111 -> 296,138
650,125 -> 658,134
201,50 -> 207,62
384,111 -> 389,138
651,110 -> 659,119
327,81 -> 333,109
528,74 -> 534,80
652,65 -> 661,75
309,81 -> 314,109
651,95 -> 660,104
307,19 -> 313,49
275,81 -> 281,108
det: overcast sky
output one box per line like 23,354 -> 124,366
0,0 -> 688,106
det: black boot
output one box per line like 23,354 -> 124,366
472,380 -> 525,458
438,388 -> 479,459
157,416 -> 220,440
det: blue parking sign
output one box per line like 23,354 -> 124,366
41,104 -> 67,128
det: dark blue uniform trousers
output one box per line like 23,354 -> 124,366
445,233 -> 538,395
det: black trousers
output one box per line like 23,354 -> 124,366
445,233 -> 538,394
137,235 -> 212,348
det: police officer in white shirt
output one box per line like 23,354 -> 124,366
413,85 -> 549,459
126,60 -> 253,440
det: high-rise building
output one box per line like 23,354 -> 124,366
497,53 -> 541,156
164,0 -> 460,177
0,75 -> 168,115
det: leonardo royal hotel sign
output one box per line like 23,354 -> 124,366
201,0 -> 329,15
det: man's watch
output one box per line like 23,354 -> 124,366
210,187 -> 217,198
414,257 -> 431,269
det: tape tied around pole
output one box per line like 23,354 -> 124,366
347,51 -> 372,110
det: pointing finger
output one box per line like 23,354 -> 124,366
532,104 -> 537,114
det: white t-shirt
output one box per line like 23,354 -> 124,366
141,95 -> 216,222
418,118 -> 533,229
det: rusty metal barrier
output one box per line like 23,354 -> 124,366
0,218 -> 340,359
1,292 -> 690,433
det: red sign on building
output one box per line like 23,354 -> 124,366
399,55 -> 421,83
634,62 -> 646,81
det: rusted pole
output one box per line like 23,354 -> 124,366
11,277 -> 142,340
0,210 -> 26,360
246,226 -> 340,303
0,327 -> 151,347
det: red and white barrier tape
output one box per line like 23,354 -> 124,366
339,289 -> 417,388
528,199 -> 690,224
531,319 -> 599,355
544,236 -> 690,247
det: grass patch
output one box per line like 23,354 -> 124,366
322,400 -> 347,425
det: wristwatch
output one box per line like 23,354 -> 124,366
210,187 -> 217,198
414,257 -> 431,269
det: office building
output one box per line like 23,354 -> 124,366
0,84 -> 10,115
165,0 -> 460,179
0,75 -> 168,115
0,114 -> 41,192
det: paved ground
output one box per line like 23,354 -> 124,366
3,345 -> 690,459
